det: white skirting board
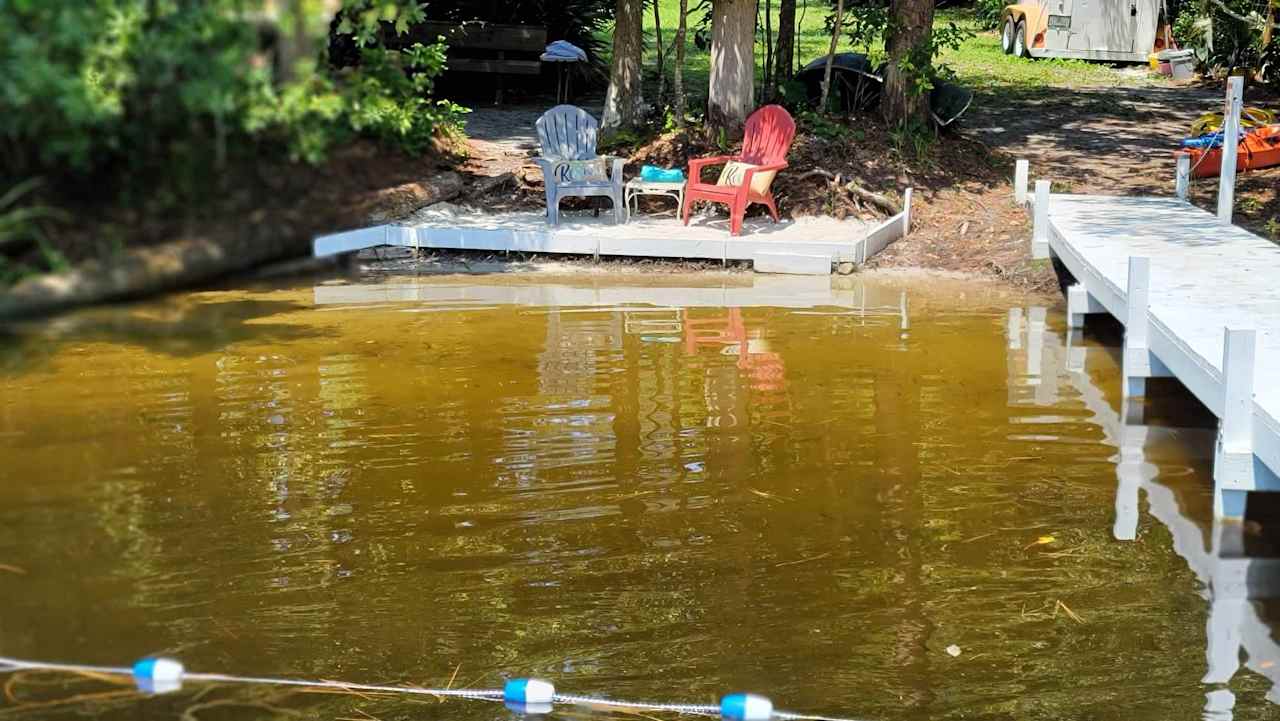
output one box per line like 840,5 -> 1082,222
313,191 -> 913,276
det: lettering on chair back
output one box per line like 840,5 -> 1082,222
552,159 -> 608,185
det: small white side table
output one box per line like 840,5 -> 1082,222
625,179 -> 686,220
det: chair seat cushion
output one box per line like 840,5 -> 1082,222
716,161 -> 777,195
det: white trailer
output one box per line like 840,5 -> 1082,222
1000,0 -> 1168,63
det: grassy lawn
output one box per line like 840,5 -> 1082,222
935,9 -> 1166,92
625,3 -> 1167,108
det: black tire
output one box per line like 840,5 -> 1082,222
1013,19 -> 1030,58
1001,18 -> 1016,55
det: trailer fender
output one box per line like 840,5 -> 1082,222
1002,3 -> 1049,49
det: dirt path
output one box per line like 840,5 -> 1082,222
965,83 -> 1221,194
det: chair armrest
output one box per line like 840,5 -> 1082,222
602,156 -> 627,185
688,155 -> 737,182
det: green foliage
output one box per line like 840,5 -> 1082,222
1172,0 -> 1273,72
797,110 -> 865,142
0,0 -> 464,201
828,2 -> 974,99
250,41 -> 466,164
889,116 -> 935,160
0,179 -> 68,284
337,0 -> 427,46
973,0 -> 1008,30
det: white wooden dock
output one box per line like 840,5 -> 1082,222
312,194 -> 911,276
1020,172 -> 1280,519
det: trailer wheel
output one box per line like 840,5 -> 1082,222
1001,18 -> 1016,54
1013,19 -> 1029,58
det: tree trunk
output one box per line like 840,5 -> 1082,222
654,0 -> 666,109
773,0 -> 796,90
602,0 -> 645,134
674,0 -> 688,129
820,0 -> 845,111
762,0 -> 774,100
707,0 -> 758,136
882,0 -> 935,128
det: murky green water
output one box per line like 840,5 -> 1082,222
0,272 -> 1276,720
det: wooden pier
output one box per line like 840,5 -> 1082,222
1014,80 -> 1280,519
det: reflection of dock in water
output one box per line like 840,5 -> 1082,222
1009,308 -> 1280,715
313,275 -> 908,325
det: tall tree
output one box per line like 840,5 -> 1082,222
653,0 -> 666,107
820,0 -> 845,110
772,0 -> 797,97
707,0 -> 758,134
602,0 -> 645,134
881,0 -> 935,128
673,0 -> 689,128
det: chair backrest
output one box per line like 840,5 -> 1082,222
536,105 -> 599,161
740,105 -> 796,166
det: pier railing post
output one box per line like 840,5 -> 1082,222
1175,152 -> 1190,201
1122,257 -> 1151,399
1031,180 -> 1050,259
1214,326 -> 1256,519
1014,159 -> 1029,205
1217,76 -> 1244,224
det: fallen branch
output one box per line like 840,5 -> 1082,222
470,172 -> 516,197
797,168 -> 900,216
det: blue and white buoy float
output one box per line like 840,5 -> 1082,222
0,654 -> 864,721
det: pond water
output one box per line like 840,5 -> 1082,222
0,272 -> 1277,720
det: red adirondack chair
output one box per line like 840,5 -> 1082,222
681,105 -> 796,236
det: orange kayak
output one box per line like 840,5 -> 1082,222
1184,125 -> 1280,178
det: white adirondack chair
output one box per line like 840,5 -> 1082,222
534,105 -> 625,225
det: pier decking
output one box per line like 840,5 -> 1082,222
1026,186 -> 1280,518
313,194 -> 911,275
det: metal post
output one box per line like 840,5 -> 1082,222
1217,76 -> 1243,224
1031,180 -> 1050,259
1175,152 -> 1190,201
1014,159 -> 1029,204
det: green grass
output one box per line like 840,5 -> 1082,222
935,9 -> 1166,92
621,3 -> 1168,111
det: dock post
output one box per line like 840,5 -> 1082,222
1175,152 -> 1190,201
1217,76 -> 1244,224
1122,257 -> 1151,399
1214,327 -> 1256,519
1014,160 -> 1029,205
1026,306 -> 1045,385
1031,180 -> 1050,259
1067,284 -> 1103,329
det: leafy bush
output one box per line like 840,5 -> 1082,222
973,0 -> 1008,31
1172,0 -> 1272,73
0,1 -> 465,200
251,41 -> 466,164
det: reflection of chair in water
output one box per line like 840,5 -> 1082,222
682,309 -> 787,394
1009,308 -> 1280,715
